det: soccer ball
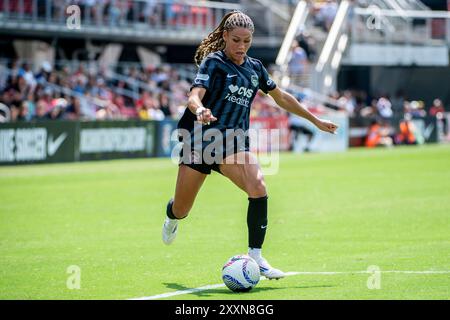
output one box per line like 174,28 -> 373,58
222,254 -> 260,292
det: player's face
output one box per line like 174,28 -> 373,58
223,28 -> 253,63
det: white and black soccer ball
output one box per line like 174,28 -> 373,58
222,254 -> 260,292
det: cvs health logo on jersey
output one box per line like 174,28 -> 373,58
224,85 -> 253,108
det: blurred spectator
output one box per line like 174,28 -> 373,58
151,66 -> 170,84
429,98 -> 445,117
107,0 -> 123,26
8,60 -> 21,79
47,104 -> 65,120
148,104 -> 165,121
39,89 -> 54,113
139,97 -> 164,120
159,93 -> 173,118
65,97 -> 82,120
287,40 -> 309,85
19,63 -> 36,90
96,99 -> 121,120
395,115 -> 418,145
391,90 -> 406,118
429,98 -> 448,137
143,0 -> 160,25
337,90 -> 356,116
365,119 -> 393,148
32,100 -> 48,121
289,114 -> 315,152
316,0 -> 338,32
295,31 -> 317,62
353,90 -> 367,117
407,101 -> 426,118
9,104 -> 19,122
17,101 -> 30,122
376,96 -> 393,119
138,92 -> 155,120
35,61 -> 53,85
25,92 -> 36,119
79,95 -> 98,119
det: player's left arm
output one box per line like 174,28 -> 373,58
267,87 -> 338,134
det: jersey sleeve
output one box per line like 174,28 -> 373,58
257,60 -> 277,94
190,56 -> 217,92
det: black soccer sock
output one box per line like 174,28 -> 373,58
166,198 -> 187,220
166,199 -> 177,220
247,196 -> 268,249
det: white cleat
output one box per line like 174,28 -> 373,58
254,257 -> 285,280
162,217 -> 178,245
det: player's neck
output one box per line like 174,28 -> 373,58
223,49 -> 245,66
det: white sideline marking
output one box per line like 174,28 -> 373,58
129,270 -> 450,300
130,284 -> 226,300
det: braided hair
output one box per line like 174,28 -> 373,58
194,10 -> 255,66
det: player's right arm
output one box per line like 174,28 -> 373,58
188,87 -> 217,125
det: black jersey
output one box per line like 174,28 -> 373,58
178,50 -> 276,133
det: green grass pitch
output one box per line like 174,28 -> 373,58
0,145 -> 449,300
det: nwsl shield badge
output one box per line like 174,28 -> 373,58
251,75 -> 259,87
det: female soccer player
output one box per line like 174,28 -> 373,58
162,10 -> 338,279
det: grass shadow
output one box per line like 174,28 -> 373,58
163,282 -> 335,298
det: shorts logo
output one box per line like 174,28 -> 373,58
251,75 -> 259,87
190,150 -> 201,164
179,150 -> 201,165
267,79 -> 274,86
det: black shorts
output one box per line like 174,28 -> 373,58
177,126 -> 249,175
180,162 -> 223,175
178,148 -> 224,175
178,139 -> 250,175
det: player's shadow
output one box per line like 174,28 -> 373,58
163,282 -> 335,298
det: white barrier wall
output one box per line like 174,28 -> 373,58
343,44 -> 449,66
290,112 -> 349,153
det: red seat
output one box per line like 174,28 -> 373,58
0,0 -> 33,14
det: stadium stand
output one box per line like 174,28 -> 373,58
0,0 -> 449,152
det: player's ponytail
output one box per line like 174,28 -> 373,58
194,10 -> 254,67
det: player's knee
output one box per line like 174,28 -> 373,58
247,177 -> 267,198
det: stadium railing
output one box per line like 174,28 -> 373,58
312,0 -> 351,95
284,1 -> 450,96
0,0 -> 286,45
351,7 -> 450,46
